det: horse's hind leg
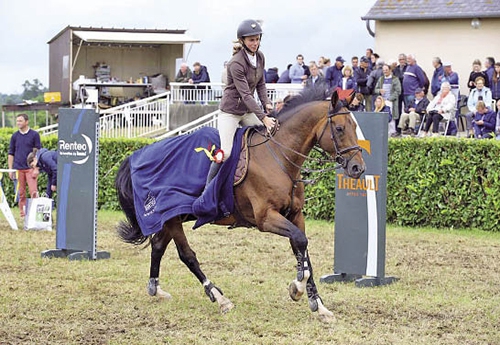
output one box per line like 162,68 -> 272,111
148,224 -> 173,300
169,217 -> 234,314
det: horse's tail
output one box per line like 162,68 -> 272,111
115,156 -> 149,245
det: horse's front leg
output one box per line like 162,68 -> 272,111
260,210 -> 334,323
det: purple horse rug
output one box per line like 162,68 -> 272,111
129,126 -> 245,235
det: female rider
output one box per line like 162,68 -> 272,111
205,19 -> 277,187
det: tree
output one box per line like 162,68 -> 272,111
21,79 -> 47,101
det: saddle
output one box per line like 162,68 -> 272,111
233,128 -> 251,186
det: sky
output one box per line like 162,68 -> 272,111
0,0 -> 375,95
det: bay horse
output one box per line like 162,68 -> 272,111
115,88 -> 366,323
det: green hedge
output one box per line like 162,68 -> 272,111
1,134 -> 499,231
303,137 -> 500,231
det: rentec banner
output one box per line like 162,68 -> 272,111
334,112 -> 388,278
56,108 -> 99,256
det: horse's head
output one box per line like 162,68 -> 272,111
316,89 -> 366,179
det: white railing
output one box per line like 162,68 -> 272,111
169,82 -> 303,106
37,83 -> 304,138
169,82 -> 225,104
37,123 -> 59,136
98,92 -> 170,138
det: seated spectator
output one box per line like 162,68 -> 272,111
277,64 -> 292,83
467,59 -> 488,91
349,93 -> 365,112
465,76 -> 492,137
420,82 -> 456,137
27,148 -> 57,199
398,87 -> 429,136
472,101 -> 496,139
374,95 -> 392,122
304,63 -> 328,91
265,67 -> 279,83
337,65 -> 357,91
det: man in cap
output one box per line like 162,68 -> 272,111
398,87 -> 430,135
354,56 -> 372,110
325,56 -> 345,91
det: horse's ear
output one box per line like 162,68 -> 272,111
345,89 -> 356,106
330,89 -> 339,109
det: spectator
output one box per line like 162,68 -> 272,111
484,57 -> 496,87
337,65 -> 357,91
349,93 -> 365,112
394,53 -> 408,122
370,53 -> 380,68
373,95 -> 392,123
375,64 -> 402,136
265,67 -> 279,83
325,56 -> 345,91
320,57 -> 331,77
176,62 -> 194,102
442,62 -> 460,107
430,57 -> 444,97
27,148 -> 57,199
221,61 -> 229,85
277,64 -> 292,83
317,56 -> 327,74
420,82 -> 456,137
8,113 -> 41,217
467,59 -> 489,91
175,62 -> 192,82
367,60 -> 385,110
289,54 -> 308,84
365,48 -> 374,69
472,101 -> 496,139
490,62 -> 500,102
304,63 -> 328,91
351,56 -> 359,73
190,62 -> 211,84
496,99 -> 500,140
402,53 -> 426,109
354,56 -> 372,111
398,87 -> 430,136
190,62 -> 211,103
465,76 -> 493,137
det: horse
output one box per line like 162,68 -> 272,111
115,88 -> 366,323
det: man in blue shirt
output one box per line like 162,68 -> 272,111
8,113 -> 41,217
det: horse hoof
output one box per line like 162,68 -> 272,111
219,297 -> 234,314
156,286 -> 172,300
318,311 -> 336,324
288,280 -> 303,301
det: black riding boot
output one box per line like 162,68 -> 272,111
204,161 -> 222,190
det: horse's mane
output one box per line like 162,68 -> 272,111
275,87 -> 330,123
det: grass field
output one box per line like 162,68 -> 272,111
1,210 -> 499,345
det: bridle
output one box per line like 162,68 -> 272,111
316,102 -> 362,169
250,101 -> 362,218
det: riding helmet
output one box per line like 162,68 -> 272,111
237,19 -> 263,39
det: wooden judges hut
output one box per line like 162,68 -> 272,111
48,26 -> 200,105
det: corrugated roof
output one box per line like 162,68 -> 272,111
362,0 -> 500,21
48,26 -> 197,44
73,30 -> 200,44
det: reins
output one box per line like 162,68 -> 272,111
252,102 -> 362,218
